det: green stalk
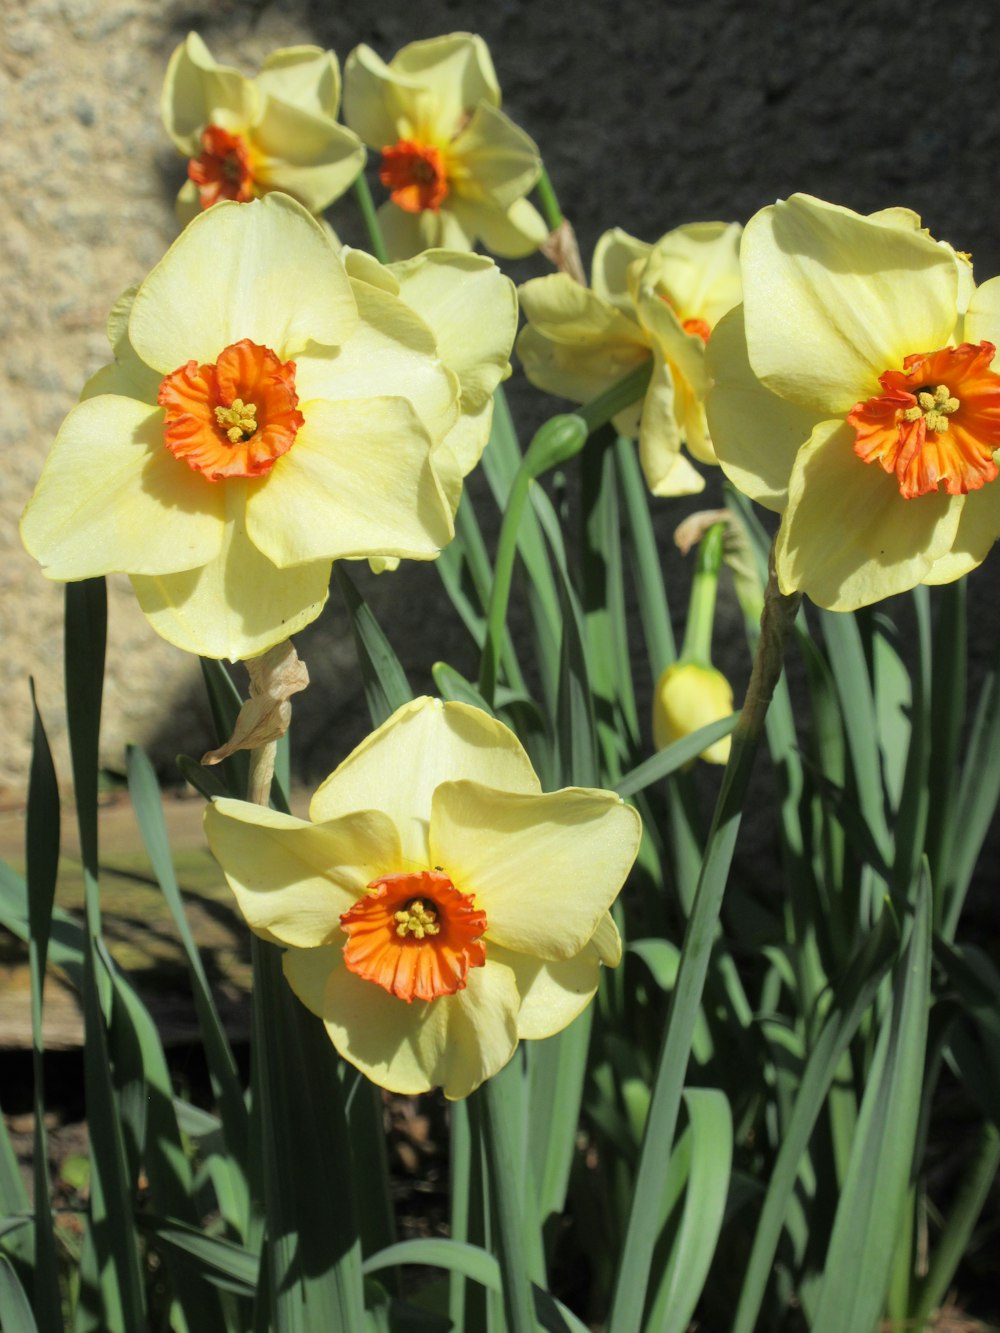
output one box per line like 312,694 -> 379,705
678,523 -> 724,666
473,1067 -> 539,1333
535,166 -> 564,231
606,556 -> 801,1332
353,173 -> 389,263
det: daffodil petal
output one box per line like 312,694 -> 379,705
643,221 -> 742,328
743,194 -> 959,415
964,275 -> 1000,347
707,305 -> 819,513
205,800 -> 399,947
309,698 -> 540,864
449,196 -> 548,258
516,325 -> 649,408
450,102 -> 540,207
296,277 -> 459,442
922,484 -> 1000,583
488,940 -> 602,1040
377,201 -> 472,259
429,781 -> 641,961
518,273 -> 642,346
434,401 -> 494,514
129,194 -> 357,372
341,44 -> 407,146
20,396 -> 224,580
161,32 -> 257,156
775,418 -> 962,609
391,33 -> 500,126
131,481 -> 330,660
591,228 -> 651,310
388,251 -> 516,413
245,397 -> 453,565
286,945 -> 519,1098
638,356 -> 704,497
251,98 -> 365,213
255,46 -> 342,120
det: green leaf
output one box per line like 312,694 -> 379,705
363,1239 -> 501,1291
137,1215 -> 258,1297
613,715 -> 739,796
334,565 -> 412,726
811,865 -> 933,1332
645,1089 -> 733,1333
0,1254 -> 39,1333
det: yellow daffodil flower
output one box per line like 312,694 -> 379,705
204,697 -> 641,1099
706,194 -> 1000,610
517,222 -> 742,496
653,662 -> 734,765
342,33 -> 547,260
161,32 -> 365,224
21,195 -> 516,661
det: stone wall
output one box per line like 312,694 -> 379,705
3,0 -> 998,793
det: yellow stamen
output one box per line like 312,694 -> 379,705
214,398 -> 258,444
901,384 -> 959,434
394,899 -> 440,940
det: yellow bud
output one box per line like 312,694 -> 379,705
652,662 -> 734,765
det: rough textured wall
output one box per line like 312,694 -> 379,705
3,0 -> 998,792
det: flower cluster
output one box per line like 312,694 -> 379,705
706,194 -> 1000,610
517,222 -> 742,496
205,698 -> 641,1098
161,33 -> 365,224
342,33 -> 548,260
21,195 -> 516,661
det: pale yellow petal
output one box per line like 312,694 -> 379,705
519,273 -> 644,347
488,941 -> 600,1039
435,400 -> 494,512
591,911 -> 623,966
517,324 -> 649,408
378,200 -> 473,260
205,800 -> 399,947
706,305 -> 819,513
643,221 -> 742,329
341,246 -> 401,295
255,46 -> 341,119
775,419 -> 963,609
297,948 -> 520,1099
160,31 -> 257,155
922,483 -> 1000,583
964,275 -> 1000,347
390,33 -> 501,126
449,102 -> 540,208
388,250 -> 516,412
130,481 -> 330,660
638,356 -> 707,496
250,98 -> 365,212
743,194 -> 959,415
246,397 -> 453,565
129,194 -> 358,373
591,228 -> 651,310
448,195 -> 548,258
20,396 -> 224,580
295,277 -> 459,442
429,781 -> 640,960
309,697 -> 540,865
341,44 -> 410,146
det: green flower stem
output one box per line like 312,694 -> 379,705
353,172 -> 389,264
478,362 -> 652,704
535,166 -> 564,231
606,553 -> 801,1333
679,521 -> 725,667
473,1069 -> 539,1333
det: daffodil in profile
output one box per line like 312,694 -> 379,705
517,221 -> 742,496
342,33 -> 547,260
204,697 -> 641,1099
161,32 -> 365,224
21,195 -> 516,661
706,193 -> 1000,609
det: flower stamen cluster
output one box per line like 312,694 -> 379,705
214,398 -> 258,444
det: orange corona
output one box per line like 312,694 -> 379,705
379,139 -> 449,213
339,869 -> 487,1003
849,342 -> 1000,499
158,339 -> 303,481
188,125 -> 255,209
